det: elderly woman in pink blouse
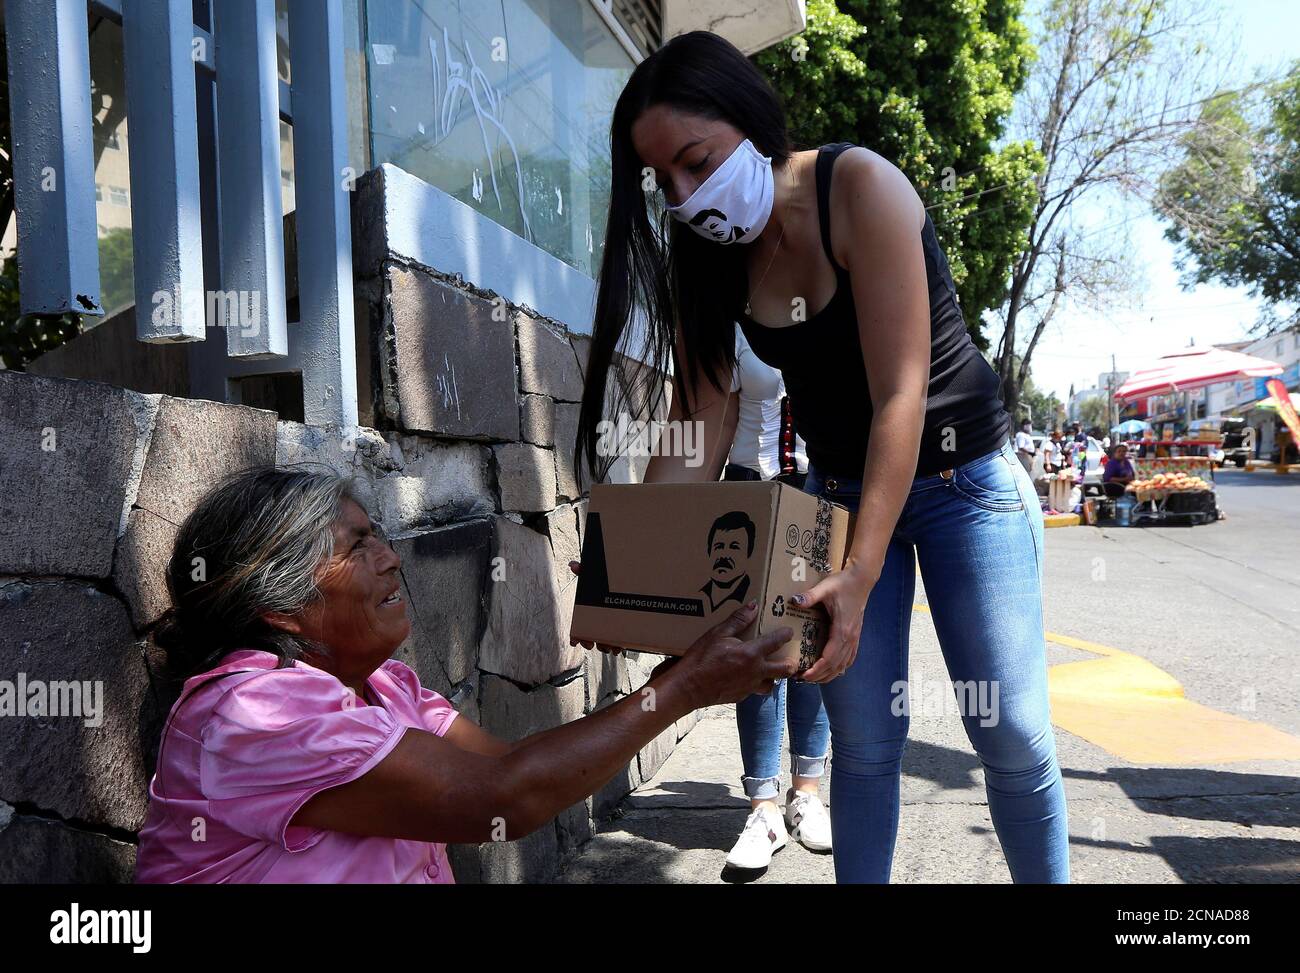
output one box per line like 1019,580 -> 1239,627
135,465 -> 792,883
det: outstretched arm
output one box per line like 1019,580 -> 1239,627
292,603 -> 793,844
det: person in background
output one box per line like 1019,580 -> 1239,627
1276,425 -> 1298,466
1068,422 -> 1087,460
1044,430 -> 1065,474
718,325 -> 830,869
1014,419 -> 1035,473
1102,443 -> 1136,497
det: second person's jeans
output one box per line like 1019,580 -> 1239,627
803,440 -> 1070,883
725,461 -> 830,802
736,677 -> 830,801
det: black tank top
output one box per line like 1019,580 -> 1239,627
738,142 -> 1010,478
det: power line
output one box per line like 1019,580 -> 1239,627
924,174 -> 1038,212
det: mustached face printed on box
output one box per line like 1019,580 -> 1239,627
570,482 -> 852,673
702,511 -> 755,612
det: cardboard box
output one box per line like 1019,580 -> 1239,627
571,482 -> 854,674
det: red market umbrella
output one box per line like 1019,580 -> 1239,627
1116,348 -> 1283,401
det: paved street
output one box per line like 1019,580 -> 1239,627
556,468 -> 1300,883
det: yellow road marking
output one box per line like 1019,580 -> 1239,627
1040,630 -> 1125,659
910,604 -> 1300,765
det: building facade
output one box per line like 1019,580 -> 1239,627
1067,369 -> 1129,426
0,0 -> 808,882
1211,332 -> 1300,457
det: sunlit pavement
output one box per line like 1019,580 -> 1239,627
555,468 -> 1300,884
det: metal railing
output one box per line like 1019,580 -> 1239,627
6,0 -> 358,430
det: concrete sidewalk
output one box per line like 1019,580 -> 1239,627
555,471 -> 1300,884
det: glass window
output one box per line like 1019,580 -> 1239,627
280,119 -> 296,216
276,0 -> 372,216
88,11 -> 135,318
342,0 -> 372,184
275,0 -> 296,217
276,0 -> 291,84
362,0 -> 636,278
611,0 -> 661,56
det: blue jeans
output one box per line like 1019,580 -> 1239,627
725,461 -> 830,800
735,677 -> 830,801
803,440 -> 1069,883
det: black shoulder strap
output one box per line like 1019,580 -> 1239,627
815,143 -> 855,273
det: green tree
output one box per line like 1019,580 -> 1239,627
753,0 -> 1043,348
1021,375 -> 1064,431
1003,351 -> 1063,429
993,0 -> 1228,424
0,256 -> 81,369
1155,68 -> 1300,331
98,227 -> 136,314
1079,395 -> 1108,431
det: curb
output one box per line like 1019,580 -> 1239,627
1043,512 -> 1081,528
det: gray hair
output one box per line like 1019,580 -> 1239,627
154,464 -> 363,676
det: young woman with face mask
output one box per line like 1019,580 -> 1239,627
573,31 -> 1069,884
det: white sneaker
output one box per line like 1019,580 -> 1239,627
725,805 -> 788,869
785,790 -> 832,852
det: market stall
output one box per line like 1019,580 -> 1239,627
1122,440 -> 1219,477
1123,469 -> 1217,525
1112,348 -> 1284,527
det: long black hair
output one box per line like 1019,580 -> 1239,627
574,30 -> 794,483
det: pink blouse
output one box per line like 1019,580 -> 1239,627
135,649 -> 459,884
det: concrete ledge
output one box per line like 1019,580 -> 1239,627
1044,513 -> 1081,528
363,164 -> 597,336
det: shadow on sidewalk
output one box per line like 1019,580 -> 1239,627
1064,765 -> 1300,883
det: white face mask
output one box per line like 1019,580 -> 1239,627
665,138 -> 774,245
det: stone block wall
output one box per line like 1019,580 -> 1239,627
0,167 -> 683,884
0,373 -> 280,881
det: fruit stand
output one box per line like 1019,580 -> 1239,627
1124,470 -> 1218,525
1114,349 -> 1284,527
1123,438 -> 1221,478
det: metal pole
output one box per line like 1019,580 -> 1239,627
286,0 -> 359,431
4,0 -> 104,317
